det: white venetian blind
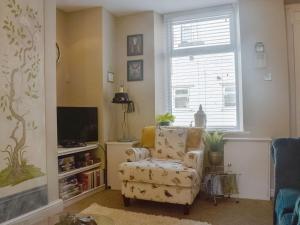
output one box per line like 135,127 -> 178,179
166,5 -> 241,130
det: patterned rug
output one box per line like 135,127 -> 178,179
81,203 -> 211,225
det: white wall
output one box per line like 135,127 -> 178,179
45,0 -> 59,203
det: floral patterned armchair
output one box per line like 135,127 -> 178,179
119,126 -> 205,214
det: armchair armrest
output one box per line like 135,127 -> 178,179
125,147 -> 150,162
183,150 -> 204,175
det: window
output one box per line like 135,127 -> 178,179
174,88 -> 190,109
165,5 -> 242,130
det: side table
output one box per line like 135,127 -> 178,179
203,172 -> 240,206
106,141 -> 138,190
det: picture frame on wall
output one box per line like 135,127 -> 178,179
127,34 -> 143,56
127,60 -> 143,81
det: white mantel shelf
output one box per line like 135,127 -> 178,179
58,162 -> 102,179
57,143 -> 99,157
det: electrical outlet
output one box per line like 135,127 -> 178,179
264,72 -> 272,81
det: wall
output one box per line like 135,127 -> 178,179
0,0 -> 60,222
57,8 -> 103,108
237,0 -> 290,138
154,13 -> 168,115
286,0 -> 300,4
115,12 -> 156,139
114,0 -> 290,140
45,0 -> 59,204
56,10 -> 69,106
102,9 -> 117,142
56,8 -> 117,143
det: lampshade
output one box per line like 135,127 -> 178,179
112,92 -> 130,104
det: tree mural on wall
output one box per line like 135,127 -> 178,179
0,0 -> 44,187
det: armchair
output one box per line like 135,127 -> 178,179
272,138 -> 300,225
119,126 -> 205,214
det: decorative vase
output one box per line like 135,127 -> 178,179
159,121 -> 170,126
208,151 -> 223,166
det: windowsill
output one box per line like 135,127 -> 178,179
206,129 -> 250,135
223,130 -> 250,135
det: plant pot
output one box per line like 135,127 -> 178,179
208,151 -> 223,166
159,121 -> 170,126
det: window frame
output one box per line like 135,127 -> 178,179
165,4 -> 243,131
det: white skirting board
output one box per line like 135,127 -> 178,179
0,199 -> 63,225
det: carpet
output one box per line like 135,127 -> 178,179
81,203 -> 211,225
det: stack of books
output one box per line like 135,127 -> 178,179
78,169 -> 104,192
59,176 -> 82,200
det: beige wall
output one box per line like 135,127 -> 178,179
102,9 -> 117,141
57,8 -> 102,107
285,0 -> 300,4
237,0 -> 290,138
57,0 -> 291,142
114,0 -> 290,140
56,10 -> 69,106
56,8 -> 117,143
154,13 -> 168,115
115,12 -> 156,140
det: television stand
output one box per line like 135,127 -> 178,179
57,143 -> 105,207
60,141 -> 87,148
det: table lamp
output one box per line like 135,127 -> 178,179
112,87 -> 135,142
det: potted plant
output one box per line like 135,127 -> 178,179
155,113 -> 175,126
205,131 -> 225,166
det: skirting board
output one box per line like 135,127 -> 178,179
0,199 -> 63,225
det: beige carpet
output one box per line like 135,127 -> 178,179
82,203 -> 211,225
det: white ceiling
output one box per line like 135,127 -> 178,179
56,0 -> 234,16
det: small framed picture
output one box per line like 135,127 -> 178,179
127,60 -> 143,81
127,34 -> 143,56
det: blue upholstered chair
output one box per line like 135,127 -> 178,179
272,138 -> 300,225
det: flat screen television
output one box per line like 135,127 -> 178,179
57,107 -> 98,147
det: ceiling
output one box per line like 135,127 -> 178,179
56,0 -> 235,16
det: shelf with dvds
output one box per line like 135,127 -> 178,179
57,144 -> 106,205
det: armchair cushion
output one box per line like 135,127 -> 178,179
154,127 -> 188,160
183,150 -> 204,174
125,148 -> 150,162
292,197 -> 300,225
275,189 -> 300,223
141,126 -> 155,148
119,158 -> 200,187
186,128 -> 205,149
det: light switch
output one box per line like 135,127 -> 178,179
264,72 -> 272,81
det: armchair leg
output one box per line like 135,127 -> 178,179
123,195 -> 130,207
183,204 -> 190,215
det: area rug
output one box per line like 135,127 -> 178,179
81,203 -> 211,225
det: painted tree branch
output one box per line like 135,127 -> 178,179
0,0 -> 42,179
